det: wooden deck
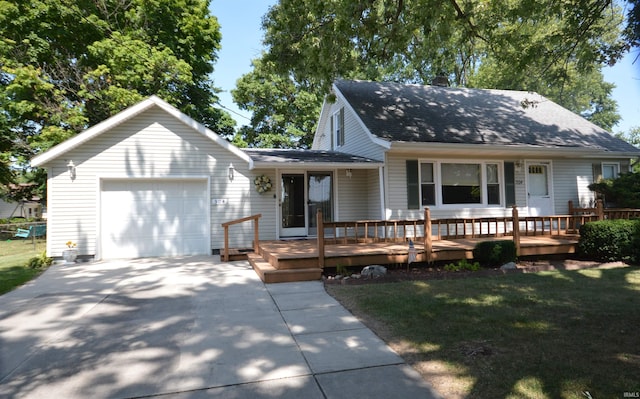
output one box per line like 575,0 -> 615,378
227,202 -> 631,283
247,235 -> 580,283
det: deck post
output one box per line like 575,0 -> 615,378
424,207 -> 432,262
596,199 -> 604,221
253,217 -> 260,254
223,225 -> 229,262
317,209 -> 325,269
512,206 -> 521,256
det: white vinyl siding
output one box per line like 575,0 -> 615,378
313,96 -> 386,161
44,107 -> 276,258
336,168 -> 372,221
551,159 -> 598,213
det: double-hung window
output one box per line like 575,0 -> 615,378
602,163 -> 619,180
417,161 -> 502,207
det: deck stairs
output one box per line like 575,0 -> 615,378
226,247 -> 323,283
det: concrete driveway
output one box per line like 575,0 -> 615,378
0,256 -> 439,398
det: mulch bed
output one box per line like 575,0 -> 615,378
323,258 -> 629,285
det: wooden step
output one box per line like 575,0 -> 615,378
247,253 -> 322,283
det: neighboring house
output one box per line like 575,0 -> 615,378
31,81 -> 640,260
0,184 -> 43,220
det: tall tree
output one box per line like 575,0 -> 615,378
232,57 -> 321,148
252,0 -> 625,135
0,0 -> 234,182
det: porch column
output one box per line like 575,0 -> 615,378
512,206 -> 521,256
317,209 -> 325,269
424,207 -> 432,262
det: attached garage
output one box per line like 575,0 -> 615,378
99,179 -> 210,259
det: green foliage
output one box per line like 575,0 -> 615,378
26,250 -> 53,269
578,219 -> 640,262
588,172 -> 640,208
232,57 -> 322,148
0,0 -> 232,189
443,259 -> 480,272
336,264 -> 349,276
473,240 -> 517,267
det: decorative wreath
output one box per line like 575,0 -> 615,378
254,175 -> 272,194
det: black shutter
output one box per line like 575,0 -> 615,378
406,160 -> 420,209
505,162 -> 516,207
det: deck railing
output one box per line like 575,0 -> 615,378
316,206 -> 604,264
221,214 -> 261,262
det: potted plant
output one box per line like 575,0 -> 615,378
62,241 -> 78,264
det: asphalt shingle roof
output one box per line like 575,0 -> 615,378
335,80 -> 639,153
243,148 -> 382,165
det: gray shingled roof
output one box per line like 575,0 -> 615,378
335,80 -> 639,154
243,148 -> 382,165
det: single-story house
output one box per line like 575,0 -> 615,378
31,80 -> 640,260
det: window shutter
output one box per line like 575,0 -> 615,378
406,160 -> 420,209
504,162 -> 516,207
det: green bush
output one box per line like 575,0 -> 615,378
578,219 -> 640,262
588,172 -> 640,208
26,251 -> 53,269
473,240 -> 517,267
443,259 -> 480,272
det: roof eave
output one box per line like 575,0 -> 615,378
388,141 -> 640,158
251,161 -> 383,170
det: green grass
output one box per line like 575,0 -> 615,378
0,238 -> 48,295
327,268 -> 640,399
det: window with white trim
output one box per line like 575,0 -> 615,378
418,161 -> 502,206
602,163 -> 619,180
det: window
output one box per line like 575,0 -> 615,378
602,163 -> 619,180
333,108 -> 345,147
416,161 -> 503,207
441,163 -> 481,204
420,163 -> 435,205
486,163 -> 500,205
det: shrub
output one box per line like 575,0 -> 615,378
443,259 -> 480,272
26,251 -> 53,269
578,219 -> 640,262
473,240 -> 517,267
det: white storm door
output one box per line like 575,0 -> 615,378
100,179 -> 209,259
527,163 -> 554,216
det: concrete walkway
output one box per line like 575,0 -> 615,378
0,256 -> 439,398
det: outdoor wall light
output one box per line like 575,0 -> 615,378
228,163 -> 235,181
67,160 -> 76,181
514,160 -> 523,173
346,169 -> 352,179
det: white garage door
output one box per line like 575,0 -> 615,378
100,179 -> 209,259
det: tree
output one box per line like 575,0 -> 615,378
232,57 -> 322,148
253,0 -> 626,134
263,0 -> 627,89
0,0 -> 234,183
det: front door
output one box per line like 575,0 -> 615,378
280,172 -> 333,237
527,162 -> 554,216
281,173 -> 306,237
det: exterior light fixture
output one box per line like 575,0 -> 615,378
228,163 -> 235,181
346,169 -> 352,179
67,160 -> 76,180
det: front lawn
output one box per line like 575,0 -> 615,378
327,267 -> 640,399
0,238 -> 48,295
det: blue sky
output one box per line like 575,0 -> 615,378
211,0 -> 640,134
